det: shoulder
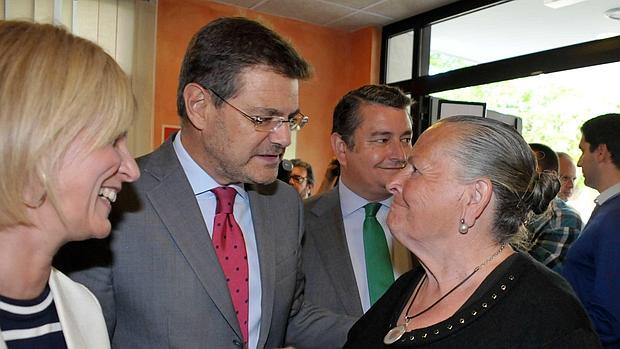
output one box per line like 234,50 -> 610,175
598,194 -> 620,217
304,188 -> 339,217
511,253 -> 584,310
555,199 -> 581,218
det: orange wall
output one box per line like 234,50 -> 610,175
155,0 -> 380,185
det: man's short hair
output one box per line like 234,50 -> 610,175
290,159 -> 314,185
581,113 -> 620,169
332,84 -> 411,147
529,143 -> 559,173
177,17 -> 311,121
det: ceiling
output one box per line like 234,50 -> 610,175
209,0 -> 460,32
210,0 -> 620,65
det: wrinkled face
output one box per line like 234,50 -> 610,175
337,103 -> 412,201
558,155 -> 577,200
289,165 -> 311,198
577,135 -> 599,190
386,124 -> 465,244
197,67 -> 298,185
45,134 -> 140,241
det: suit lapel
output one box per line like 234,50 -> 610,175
246,187 -> 276,348
144,139 -> 242,340
310,189 -> 363,316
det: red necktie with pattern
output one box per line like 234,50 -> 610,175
211,187 -> 249,345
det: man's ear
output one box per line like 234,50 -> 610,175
331,132 -> 349,167
183,83 -> 210,130
596,144 -> 611,163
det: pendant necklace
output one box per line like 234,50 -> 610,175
384,243 -> 506,345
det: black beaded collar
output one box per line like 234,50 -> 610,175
387,253 -> 521,347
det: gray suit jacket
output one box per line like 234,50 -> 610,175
57,138 -> 353,349
302,188 -> 364,318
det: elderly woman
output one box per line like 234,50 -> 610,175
0,21 -> 139,348
344,116 -> 600,348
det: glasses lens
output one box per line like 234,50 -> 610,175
291,175 -> 306,184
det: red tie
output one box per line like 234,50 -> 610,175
212,187 -> 249,345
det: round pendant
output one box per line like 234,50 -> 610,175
384,324 -> 407,345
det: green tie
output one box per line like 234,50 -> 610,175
363,202 -> 394,305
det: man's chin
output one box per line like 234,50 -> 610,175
244,171 -> 278,185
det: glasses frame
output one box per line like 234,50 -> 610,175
202,85 -> 309,132
289,174 -> 308,184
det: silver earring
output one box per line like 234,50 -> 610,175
458,219 -> 469,234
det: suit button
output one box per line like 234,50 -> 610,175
232,339 -> 243,347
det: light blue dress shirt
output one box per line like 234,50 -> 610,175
173,133 -> 262,349
339,182 -> 413,313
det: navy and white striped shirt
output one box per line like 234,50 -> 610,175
0,286 -> 67,348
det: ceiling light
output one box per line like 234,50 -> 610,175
543,0 -> 588,9
605,8 -> 620,20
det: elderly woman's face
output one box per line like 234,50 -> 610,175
386,125 -> 464,244
42,132 -> 140,241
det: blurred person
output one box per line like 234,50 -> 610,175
303,85 -> 415,319
562,113 -> 620,349
526,143 -> 582,272
557,152 -> 578,201
58,17 -> 354,348
0,21 -> 139,348
316,158 -> 340,194
345,116 -> 600,348
288,159 -> 314,199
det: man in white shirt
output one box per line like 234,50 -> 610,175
302,85 -> 415,317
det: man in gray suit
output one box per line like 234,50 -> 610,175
58,17 -> 353,348
302,85 -> 415,318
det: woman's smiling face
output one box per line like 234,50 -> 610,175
386,124 -> 466,245
39,133 -> 139,242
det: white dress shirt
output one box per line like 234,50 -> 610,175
173,133 -> 262,349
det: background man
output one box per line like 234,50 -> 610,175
527,143 -> 582,271
58,17 -> 353,348
288,158 -> 314,199
557,151 -> 578,201
562,113 -> 620,349
302,85 -> 415,318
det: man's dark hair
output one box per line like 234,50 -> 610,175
291,158 -> 314,185
332,84 -> 411,147
177,17 -> 311,121
581,113 -> 620,169
529,143 -> 559,173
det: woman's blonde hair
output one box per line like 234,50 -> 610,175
0,20 -> 135,228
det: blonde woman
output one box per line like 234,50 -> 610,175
0,21 -> 139,348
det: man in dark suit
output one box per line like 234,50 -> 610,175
562,113 -> 620,349
58,17 -> 353,349
302,85 -> 415,318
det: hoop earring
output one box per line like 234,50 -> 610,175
458,219 -> 469,234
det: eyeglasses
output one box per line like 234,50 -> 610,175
289,175 -> 307,184
203,86 -> 309,132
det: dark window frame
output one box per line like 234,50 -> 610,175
381,0 -> 620,138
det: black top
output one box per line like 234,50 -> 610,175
345,251 -> 601,349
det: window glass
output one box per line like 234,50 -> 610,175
386,30 -> 414,83
428,0 -> 620,75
